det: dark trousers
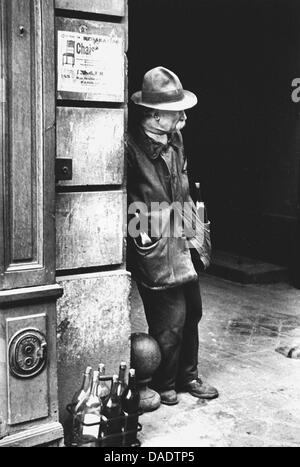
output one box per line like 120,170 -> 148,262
138,279 -> 202,392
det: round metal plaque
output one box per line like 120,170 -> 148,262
9,328 -> 47,379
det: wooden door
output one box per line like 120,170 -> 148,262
0,0 -> 63,447
0,0 -> 56,291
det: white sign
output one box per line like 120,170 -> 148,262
57,30 -> 124,99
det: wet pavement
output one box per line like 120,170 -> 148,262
130,274 -> 300,447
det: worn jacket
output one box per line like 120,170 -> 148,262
126,126 -> 199,290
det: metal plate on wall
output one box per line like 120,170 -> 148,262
56,107 -> 124,186
56,18 -> 125,102
6,314 -> 49,425
55,0 -> 125,17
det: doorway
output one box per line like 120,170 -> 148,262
128,0 -> 300,271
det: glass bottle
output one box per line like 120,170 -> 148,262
69,366 -> 92,446
121,369 -> 140,447
117,362 -> 127,397
101,374 -> 123,447
72,366 -> 93,411
195,182 -> 208,223
80,370 -> 102,447
97,363 -> 110,403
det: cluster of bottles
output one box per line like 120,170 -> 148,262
69,362 -> 141,447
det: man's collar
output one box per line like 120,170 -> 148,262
136,126 -> 183,160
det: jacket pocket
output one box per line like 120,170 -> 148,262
132,235 -> 198,289
133,237 -> 161,254
133,236 -> 171,287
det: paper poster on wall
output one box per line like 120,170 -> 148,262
57,29 -> 124,100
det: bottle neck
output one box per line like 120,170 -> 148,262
88,371 -> 99,399
98,364 -> 105,377
98,365 -> 106,385
110,379 -> 119,398
128,373 -> 137,391
195,183 -> 203,203
118,366 -> 126,383
82,373 -> 91,393
91,380 -> 98,397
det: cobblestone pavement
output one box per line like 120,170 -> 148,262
130,275 -> 300,447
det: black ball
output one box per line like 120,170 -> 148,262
130,333 -> 161,384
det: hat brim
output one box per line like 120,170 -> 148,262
131,90 -> 198,111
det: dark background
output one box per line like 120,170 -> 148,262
127,0 -> 300,275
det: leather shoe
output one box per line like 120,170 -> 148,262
160,390 -> 179,406
179,378 -> 219,400
139,387 -> 161,412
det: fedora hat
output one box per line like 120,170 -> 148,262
131,66 -> 198,111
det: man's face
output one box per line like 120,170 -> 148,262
157,110 -> 187,133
